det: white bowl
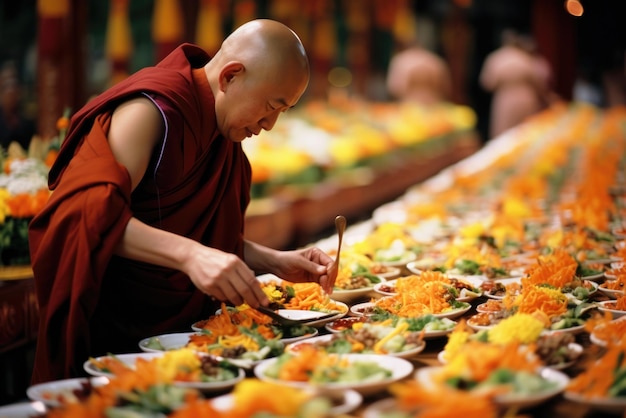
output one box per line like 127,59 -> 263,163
598,281 -> 626,299
331,277 -> 387,304
285,333 -> 426,359
211,388 -> 363,416
415,366 -> 569,410
27,376 -> 110,407
254,353 -> 414,396
597,300 -> 626,318
83,352 -> 165,376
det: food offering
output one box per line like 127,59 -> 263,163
416,341 -> 569,410
330,251 -> 387,303
565,336 -> 626,414
355,271 -> 472,320
348,222 -> 420,267
254,345 -> 414,395
442,314 -> 583,370
192,304 -> 317,343
599,276 -> 626,299
256,275 -> 349,314
286,318 -> 426,358
83,349 -> 244,392
374,272 -> 482,302
597,295 -> 626,318
588,313 -> 626,347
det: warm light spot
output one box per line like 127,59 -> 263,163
328,67 -> 352,88
565,0 -> 584,17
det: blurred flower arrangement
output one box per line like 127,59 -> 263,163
0,109 -> 67,265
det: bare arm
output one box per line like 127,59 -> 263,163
107,97 -> 269,307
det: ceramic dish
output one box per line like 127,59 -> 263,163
137,331 -> 275,366
211,388 -> 363,416
0,401 -> 47,418
191,318 -> 318,344
563,391 -> 626,414
597,299 -> 626,318
324,316 -> 368,333
349,301 -> 471,320
415,366 -> 569,410
373,275 -> 482,303
284,333 -> 426,359
27,376 -> 110,407
254,353 -> 414,396
324,278 -> 386,304
83,352 -> 165,376
598,281 -> 626,299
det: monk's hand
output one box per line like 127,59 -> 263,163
273,247 -> 336,294
183,246 -> 269,308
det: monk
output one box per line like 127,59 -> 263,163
386,44 -> 452,106
28,19 -> 337,383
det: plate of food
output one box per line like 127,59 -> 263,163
27,376 -> 110,407
324,316 -> 368,333
480,277 -> 523,300
349,300 -> 471,320
138,331 -> 284,365
599,280 -> 626,299
563,391 -> 626,414
83,352 -> 164,376
211,384 -> 363,416
597,299 -> 626,318
0,401 -> 47,418
285,322 -> 426,359
415,366 -> 569,410
84,349 -> 246,393
191,305 -> 319,344
254,350 -> 414,396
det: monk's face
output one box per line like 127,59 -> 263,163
215,63 -> 308,142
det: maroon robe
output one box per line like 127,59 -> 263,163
28,44 -> 251,383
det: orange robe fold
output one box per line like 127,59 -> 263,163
29,44 -> 251,383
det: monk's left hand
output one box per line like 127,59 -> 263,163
273,247 -> 337,294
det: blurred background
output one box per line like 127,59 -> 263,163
1,0 -> 625,146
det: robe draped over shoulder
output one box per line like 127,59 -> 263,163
28,44 -> 251,383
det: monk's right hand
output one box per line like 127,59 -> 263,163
182,246 -> 269,308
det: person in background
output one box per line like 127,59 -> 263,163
386,42 -> 452,106
28,19 -> 337,383
0,61 -> 35,151
479,30 -> 555,139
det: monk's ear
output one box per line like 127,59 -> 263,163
219,62 -> 245,92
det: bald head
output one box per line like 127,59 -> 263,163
206,20 -> 310,142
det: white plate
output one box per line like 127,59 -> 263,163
349,301 -> 470,320
138,332 -> 197,352
475,300 -> 505,313
211,388 -> 363,415
276,306 -> 348,328
375,252 -> 417,267
83,352 -> 165,376
331,277 -> 387,304
0,401 -> 47,418
598,282 -> 626,299
285,333 -> 426,359
372,279 -> 398,297
191,317 -> 318,344
597,300 -> 626,318
254,353 -> 414,396
375,266 -> 401,280
482,277 -> 523,300
415,366 -> 569,409
563,391 -> 626,414
27,376 -> 110,407
324,316 -> 368,333
362,398 -> 401,418
373,275 -> 482,303
83,351 -> 245,393
541,324 -> 586,337
582,272 -> 605,282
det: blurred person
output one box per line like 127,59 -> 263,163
386,43 -> 452,106
479,30 -> 554,139
0,61 -> 35,151
28,19 -> 337,383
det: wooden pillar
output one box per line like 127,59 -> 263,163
36,0 -> 87,140
152,0 -> 184,62
105,0 -> 133,87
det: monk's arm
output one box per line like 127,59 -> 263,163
107,98 -> 268,307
